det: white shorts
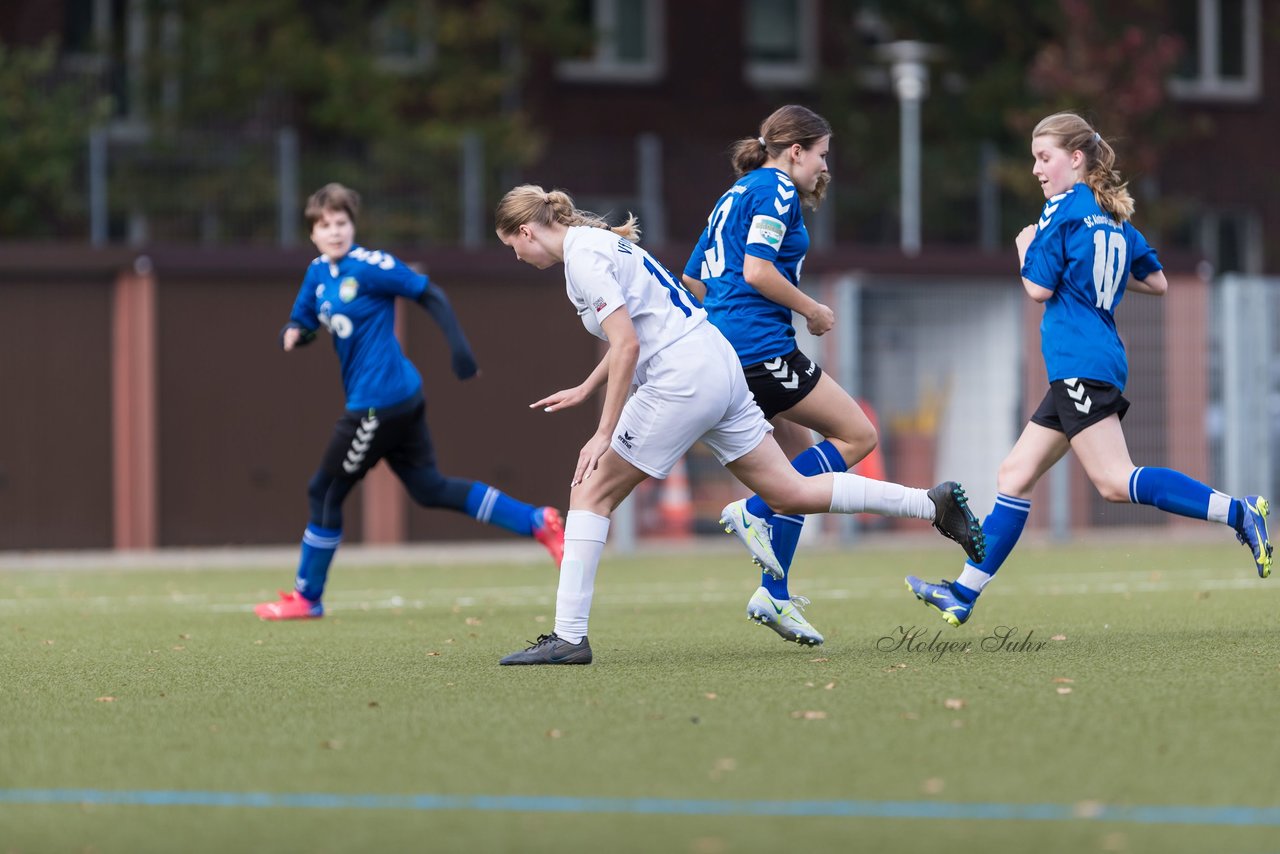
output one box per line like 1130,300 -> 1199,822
610,323 -> 772,479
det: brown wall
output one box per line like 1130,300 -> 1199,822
1,246 -> 599,549
0,245 -> 1211,548
0,275 -> 114,548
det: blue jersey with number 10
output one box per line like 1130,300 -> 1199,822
683,167 -> 809,366
1021,183 -> 1162,391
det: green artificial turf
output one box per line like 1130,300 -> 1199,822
1,542 -> 1278,853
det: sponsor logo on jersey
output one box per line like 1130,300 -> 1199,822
747,215 -> 785,248
330,314 -> 354,339
593,297 -> 608,313
339,277 -> 359,302
349,247 -> 396,271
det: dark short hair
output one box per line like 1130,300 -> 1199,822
305,183 -> 361,227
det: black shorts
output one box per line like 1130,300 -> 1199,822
1030,378 -> 1130,439
320,394 -> 436,480
742,347 -> 823,420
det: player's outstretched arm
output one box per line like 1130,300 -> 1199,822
416,282 -> 478,379
532,351 -> 612,413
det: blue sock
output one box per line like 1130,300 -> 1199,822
1128,467 -> 1240,526
295,524 -> 341,601
762,516 -> 803,599
747,440 -> 848,595
952,494 -> 1031,602
465,483 -> 536,536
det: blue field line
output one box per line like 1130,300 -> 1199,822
1,789 -> 1279,826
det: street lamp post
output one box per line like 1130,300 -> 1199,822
876,41 -> 938,257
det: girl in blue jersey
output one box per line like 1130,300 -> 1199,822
254,183 -> 564,620
682,105 -> 985,646
908,112 -> 1272,626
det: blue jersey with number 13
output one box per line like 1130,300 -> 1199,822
684,167 -> 809,366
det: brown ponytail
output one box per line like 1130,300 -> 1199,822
730,105 -> 832,209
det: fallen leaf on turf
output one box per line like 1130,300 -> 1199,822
209,725 -> 220,733
95,696 -> 115,703
171,645 -> 185,651
368,701 -> 380,708
1052,677 -> 1074,683
178,633 -> 191,640
42,640 -> 54,645
1057,687 -> 1073,695
465,617 -> 482,626
253,640 -> 264,645
1194,591 -> 1210,600
1074,800 -> 1105,819
713,758 -> 736,772
902,712 -> 920,720
951,719 -> 966,728
321,740 -> 342,750
824,682 -> 836,690
445,638 -> 455,644
1051,634 -> 1067,641
809,657 -> 829,663
534,615 -> 547,623
546,729 -> 562,739
790,710 -> 828,720
704,693 -> 718,700
1101,831 -> 1129,852
804,682 -> 815,688
944,698 -> 967,710
425,651 -> 441,657
921,777 -> 945,795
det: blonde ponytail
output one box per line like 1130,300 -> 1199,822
496,185 -> 641,242
1032,112 -> 1135,221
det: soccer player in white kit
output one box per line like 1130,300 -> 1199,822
493,185 -> 983,665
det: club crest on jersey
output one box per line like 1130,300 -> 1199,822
339,277 -> 359,303
593,297 -> 608,313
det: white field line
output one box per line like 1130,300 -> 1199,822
0,572 -> 1269,615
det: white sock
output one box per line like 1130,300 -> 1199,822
829,472 -> 934,519
956,564 -> 993,593
553,510 -> 610,644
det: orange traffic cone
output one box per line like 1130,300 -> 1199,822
853,399 -> 887,481
656,457 -> 694,539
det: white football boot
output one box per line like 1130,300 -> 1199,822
719,499 -> 784,580
746,586 -> 824,646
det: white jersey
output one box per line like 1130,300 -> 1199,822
563,226 -> 707,377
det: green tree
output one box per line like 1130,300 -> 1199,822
115,0 -> 587,245
0,41 -> 111,237
819,0 -> 1182,246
